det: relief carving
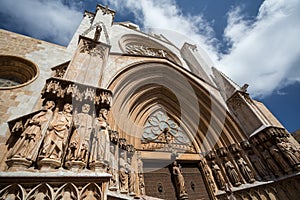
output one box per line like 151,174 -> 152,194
236,153 -> 255,183
276,138 -> 300,170
248,150 -> 270,180
125,44 -> 167,58
38,103 -> 73,168
80,40 -> 106,58
211,160 -> 226,190
268,144 -> 292,174
259,145 -> 281,177
66,104 -> 93,168
119,151 -> 129,193
108,144 -> 118,191
223,157 -> 241,187
7,101 -> 56,169
90,108 -> 110,165
142,111 -> 194,152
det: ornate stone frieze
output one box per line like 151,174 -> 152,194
80,39 -> 106,58
51,61 -> 69,78
125,44 -> 168,58
41,77 -> 112,108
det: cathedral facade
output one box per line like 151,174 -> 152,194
0,4 -> 299,200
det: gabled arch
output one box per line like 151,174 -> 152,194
55,183 -> 79,200
80,183 -> 102,200
0,184 -> 24,200
26,183 -> 53,200
107,60 -> 247,153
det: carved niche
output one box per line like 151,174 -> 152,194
141,110 -> 195,153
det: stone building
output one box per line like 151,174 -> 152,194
0,4 -> 300,200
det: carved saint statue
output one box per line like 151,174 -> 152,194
269,144 -> 291,173
119,151 -> 129,193
172,161 -> 188,197
128,157 -> 136,196
90,108 -> 110,163
108,144 -> 118,191
94,25 -> 102,41
39,103 -> 72,161
67,104 -> 93,163
223,157 -> 241,187
9,101 -> 55,161
276,138 -> 300,169
236,154 -> 255,183
211,161 -> 226,190
260,146 -> 281,177
138,173 -> 146,195
248,150 -> 270,179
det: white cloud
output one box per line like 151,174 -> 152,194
218,0 -> 300,97
0,0 -> 82,45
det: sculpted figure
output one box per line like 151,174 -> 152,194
108,145 -> 117,190
236,154 -> 255,183
138,174 -> 145,195
172,161 -> 188,197
269,144 -> 291,173
211,161 -> 226,190
248,150 -> 270,179
39,103 -> 72,161
68,104 -> 93,163
260,146 -> 281,176
119,151 -> 129,193
276,138 -> 300,169
9,101 -> 55,161
128,157 -> 136,196
90,109 -> 110,163
224,157 -> 241,186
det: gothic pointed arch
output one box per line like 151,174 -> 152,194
80,183 -> 101,200
26,183 -> 53,200
0,184 -> 24,200
54,183 -> 79,200
107,60 -> 247,153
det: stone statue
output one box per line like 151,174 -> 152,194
223,157 -> 241,187
108,144 -> 117,191
269,144 -> 291,173
172,161 -> 188,198
138,173 -> 146,195
68,104 -> 93,163
260,146 -> 281,177
94,25 -> 102,41
211,161 -> 226,190
276,138 -> 300,170
236,154 -> 255,183
9,101 -> 55,162
128,157 -> 136,196
119,151 -> 129,193
39,103 -> 72,161
90,108 -> 110,163
248,150 -> 270,179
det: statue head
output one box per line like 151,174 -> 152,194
81,104 -> 90,113
63,103 -> 73,113
44,100 -> 55,110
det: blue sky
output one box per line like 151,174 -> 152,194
0,0 -> 299,132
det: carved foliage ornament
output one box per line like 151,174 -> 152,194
80,40 -> 106,58
125,44 -> 167,58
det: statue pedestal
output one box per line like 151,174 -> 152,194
6,157 -> 32,171
38,158 -> 61,171
129,192 -> 136,197
65,160 -> 86,172
90,161 -> 107,172
108,185 -> 118,191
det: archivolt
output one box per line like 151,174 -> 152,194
107,60 -> 245,153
